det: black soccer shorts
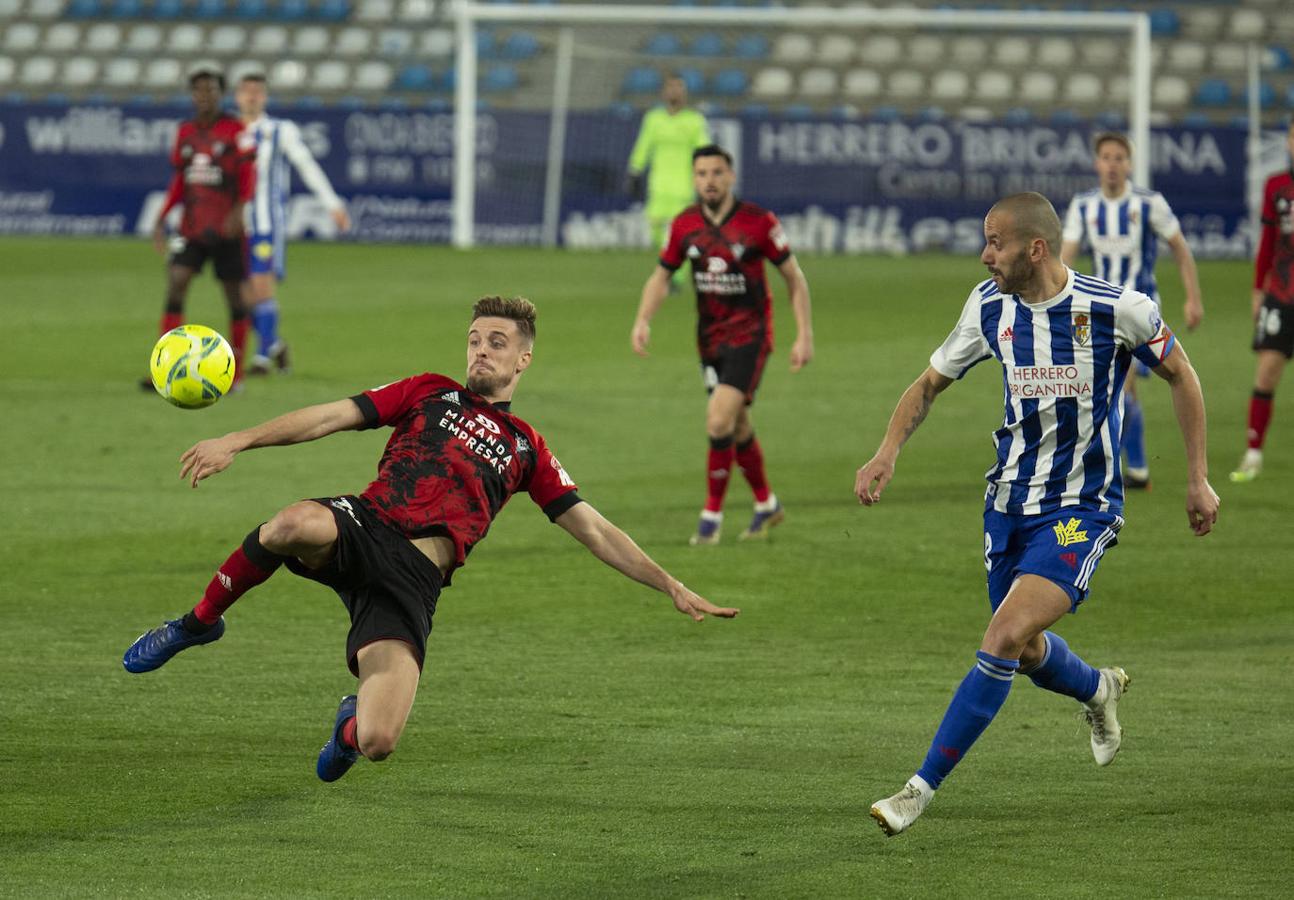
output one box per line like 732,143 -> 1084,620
285,496 -> 443,676
1254,294 -> 1294,359
700,341 -> 770,405
169,236 -> 246,282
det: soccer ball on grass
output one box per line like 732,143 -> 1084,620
149,324 -> 236,409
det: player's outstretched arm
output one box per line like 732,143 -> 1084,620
855,366 -> 954,506
1166,233 -> 1204,330
631,266 -> 673,357
179,398 -> 366,488
554,502 -> 739,622
1151,342 -> 1220,535
777,256 -> 814,371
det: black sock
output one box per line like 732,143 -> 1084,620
181,612 -> 214,635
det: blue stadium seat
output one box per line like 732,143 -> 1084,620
1049,109 -> 1081,125
870,105 -> 901,122
394,63 -> 433,90
677,67 -> 703,93
481,63 -> 518,93
1266,46 -> 1293,72
740,102 -> 769,118
1181,111 -> 1212,129
193,0 -> 225,19
732,34 -> 768,59
1229,115 -> 1251,129
832,104 -> 861,120
688,33 -> 723,57
1287,84 -> 1294,108
293,95 -> 325,108
476,29 -> 496,58
111,0 -> 144,17
379,96 -> 408,110
784,103 -> 813,119
711,68 -> 747,97
622,66 -> 661,94
426,97 -> 451,112
644,34 -> 681,57
152,0 -> 184,18
234,0 -> 268,18
916,106 -> 946,122
1004,106 -> 1034,124
337,95 -> 366,109
500,32 -> 539,60
317,0 -> 350,22
1095,111 -> 1127,130
276,0 -> 309,21
607,101 -> 635,118
443,67 -> 455,90
67,0 -> 101,18
1194,78 -> 1231,107
1244,82 -> 1276,108
1150,9 -> 1180,37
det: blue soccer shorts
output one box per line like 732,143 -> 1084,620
983,508 -> 1124,612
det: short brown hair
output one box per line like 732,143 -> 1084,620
989,192 -> 1062,256
1093,131 -> 1132,157
471,295 -> 536,345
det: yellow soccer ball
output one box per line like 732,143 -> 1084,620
149,324 -> 236,409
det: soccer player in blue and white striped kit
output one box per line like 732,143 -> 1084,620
235,74 -> 351,375
1061,132 -> 1204,489
856,193 -> 1219,836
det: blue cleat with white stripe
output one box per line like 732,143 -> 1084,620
317,694 -> 361,783
122,617 -> 225,673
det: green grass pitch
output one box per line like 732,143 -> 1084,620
1,237 -> 1290,898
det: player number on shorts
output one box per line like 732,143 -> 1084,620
1258,305 -> 1281,338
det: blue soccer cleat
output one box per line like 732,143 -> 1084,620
739,498 -> 784,541
122,617 -> 225,673
689,511 -> 722,546
317,694 -> 361,783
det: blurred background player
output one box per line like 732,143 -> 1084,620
146,67 -> 255,391
626,74 -> 709,286
1232,120 -> 1294,483
632,145 -> 813,545
1061,132 -> 1204,490
235,73 -> 351,377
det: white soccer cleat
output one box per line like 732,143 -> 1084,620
1229,448 -> 1262,483
870,777 -> 933,836
1084,666 -> 1131,766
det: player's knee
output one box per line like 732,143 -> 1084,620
261,503 -> 330,551
358,726 -> 400,762
706,411 -> 737,439
981,619 -> 1031,660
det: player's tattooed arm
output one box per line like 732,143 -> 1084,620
855,367 -> 954,506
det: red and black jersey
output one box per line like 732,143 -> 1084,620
659,200 -> 792,355
1255,169 -> 1294,304
350,373 -> 581,574
160,113 -> 256,242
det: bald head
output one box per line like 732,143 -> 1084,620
987,192 -> 1062,257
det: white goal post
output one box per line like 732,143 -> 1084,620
451,2 -> 1153,249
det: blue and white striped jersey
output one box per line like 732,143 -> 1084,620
1062,185 -> 1180,299
930,268 -> 1176,517
244,115 -> 344,236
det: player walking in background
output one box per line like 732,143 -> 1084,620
1231,120 -> 1294,483
632,145 -> 813,545
858,193 -> 1218,836
145,68 -> 255,391
1061,132 -> 1205,490
626,75 -> 709,260
123,296 -> 737,783
234,73 -> 351,376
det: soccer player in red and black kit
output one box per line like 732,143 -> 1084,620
122,296 -> 738,782
143,67 -> 256,391
1232,120 -> 1294,482
631,144 -> 813,545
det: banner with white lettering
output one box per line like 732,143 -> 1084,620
0,102 -> 1264,258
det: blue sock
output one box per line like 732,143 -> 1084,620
1024,631 -> 1100,702
915,651 -> 1019,790
251,300 -> 279,357
1123,393 -> 1146,469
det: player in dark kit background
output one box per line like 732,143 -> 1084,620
144,67 -> 256,391
122,296 -> 738,783
631,144 -> 813,545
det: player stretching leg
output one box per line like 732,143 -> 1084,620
857,193 -> 1218,836
123,297 -> 737,782
632,145 -> 813,544
1061,132 -> 1204,490
234,73 -> 351,376
1232,121 -> 1294,482
145,67 -> 256,392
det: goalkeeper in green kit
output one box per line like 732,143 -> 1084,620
626,75 -> 710,258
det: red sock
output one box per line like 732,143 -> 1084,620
192,529 -> 285,624
340,716 -> 359,753
229,317 -> 250,384
1248,391 -> 1274,450
159,311 -> 183,336
735,436 -> 772,504
705,438 -> 736,513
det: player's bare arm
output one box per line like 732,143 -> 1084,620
180,398 -> 365,487
1251,286 -> 1265,319
631,265 -> 673,357
1150,342 -> 1220,535
554,502 -> 739,621
856,367 -> 955,506
1166,233 -> 1204,330
777,256 -> 814,371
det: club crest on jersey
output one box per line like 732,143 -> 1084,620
212,141 -> 225,155
1053,517 -> 1089,548
729,242 -> 745,259
1128,207 -> 1139,225
706,256 -> 728,274
1071,313 -> 1091,347
687,245 -> 702,259
515,435 -> 530,454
